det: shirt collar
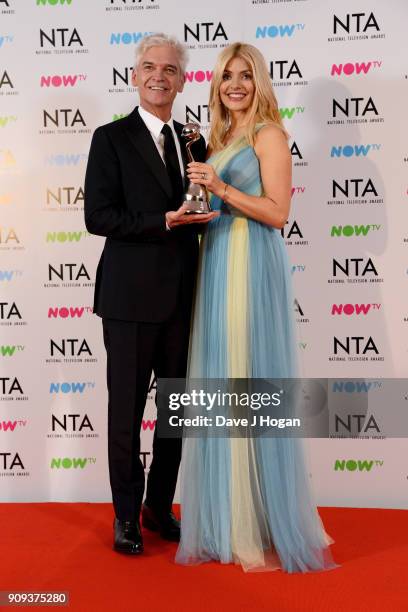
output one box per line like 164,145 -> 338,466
138,106 -> 175,143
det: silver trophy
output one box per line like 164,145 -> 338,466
181,122 -> 212,214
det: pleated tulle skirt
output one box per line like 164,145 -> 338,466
175,212 -> 336,573
176,139 -> 336,572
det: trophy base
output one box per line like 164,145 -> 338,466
183,196 -> 212,215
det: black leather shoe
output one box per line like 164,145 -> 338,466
113,518 -> 144,555
141,503 -> 180,542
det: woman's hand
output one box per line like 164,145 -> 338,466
187,162 -> 225,198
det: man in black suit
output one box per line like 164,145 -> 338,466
84,34 -> 215,555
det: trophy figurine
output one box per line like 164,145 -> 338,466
181,122 -> 212,214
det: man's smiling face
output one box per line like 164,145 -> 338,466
132,45 -> 185,118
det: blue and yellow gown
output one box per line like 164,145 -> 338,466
176,133 -> 336,572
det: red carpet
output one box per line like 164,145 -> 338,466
1,504 -> 407,611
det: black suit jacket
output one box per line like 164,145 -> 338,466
84,107 -> 206,322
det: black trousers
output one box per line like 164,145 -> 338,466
102,307 -> 190,521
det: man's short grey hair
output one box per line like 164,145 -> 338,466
134,33 -> 189,73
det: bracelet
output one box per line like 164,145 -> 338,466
222,183 -> 229,201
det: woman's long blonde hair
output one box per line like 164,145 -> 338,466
208,42 -> 287,152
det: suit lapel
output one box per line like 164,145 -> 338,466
124,108 -> 172,199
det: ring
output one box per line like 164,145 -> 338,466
201,173 -> 207,179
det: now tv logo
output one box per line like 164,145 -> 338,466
0,35 -> 13,48
1,345 -> 24,357
37,0 -> 73,5
40,74 -> 86,87
334,459 -> 382,472
48,306 -> 92,318
0,270 -> 23,282
331,224 -> 380,237
51,457 -> 96,469
45,153 -> 88,166
0,116 -> 17,128
46,231 -> 88,243
256,24 -> 305,38
110,32 -> 152,45
0,420 -> 26,432
331,61 -> 382,76
185,70 -> 213,83
141,419 -> 156,431
331,144 -> 381,157
331,303 -> 381,315
280,106 -> 304,119
291,186 -> 305,197
50,382 -> 95,394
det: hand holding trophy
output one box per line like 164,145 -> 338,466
181,123 -> 212,214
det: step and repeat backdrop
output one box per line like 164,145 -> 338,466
1,0 -> 408,508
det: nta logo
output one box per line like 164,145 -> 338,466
52,414 -> 93,431
332,179 -> 377,198
0,452 -> 24,470
43,108 -> 86,127
184,22 -> 227,43
332,257 -> 378,278
334,336 -> 378,355
40,28 -> 82,47
333,13 -> 380,34
48,263 -> 90,281
332,97 -> 378,117
270,60 -> 302,80
50,338 -> 92,356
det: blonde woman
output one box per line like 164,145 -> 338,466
175,43 -> 336,573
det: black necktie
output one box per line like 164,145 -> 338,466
161,124 -> 184,205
